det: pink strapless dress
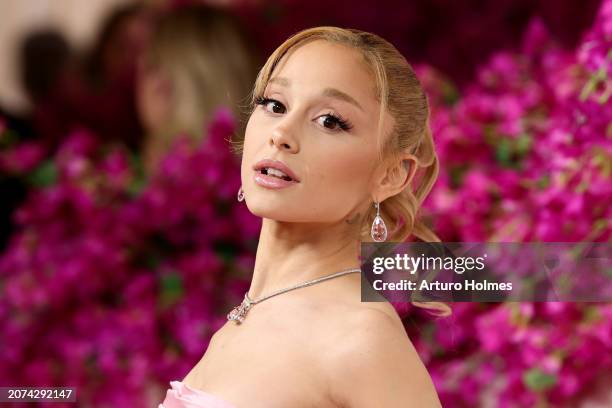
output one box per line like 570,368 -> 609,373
159,381 -> 237,408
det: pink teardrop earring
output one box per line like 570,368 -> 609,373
370,200 -> 388,242
237,186 -> 245,202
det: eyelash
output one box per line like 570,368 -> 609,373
254,96 -> 353,132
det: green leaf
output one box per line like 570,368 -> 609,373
127,176 -> 147,197
495,139 -> 511,165
0,129 -> 19,147
580,57 -> 609,103
159,271 -> 184,308
583,306 -> 601,324
536,175 -> 550,189
145,254 -> 161,269
442,82 -> 460,106
127,153 -> 147,197
449,165 -> 467,188
516,133 -> 532,154
26,160 -> 57,187
214,241 -> 236,263
523,368 -> 558,391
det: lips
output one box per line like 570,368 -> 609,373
253,159 -> 300,182
252,158 -> 300,190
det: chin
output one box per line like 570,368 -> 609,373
247,198 -> 323,225
244,197 -> 294,221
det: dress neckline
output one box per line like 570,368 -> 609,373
165,380 -> 237,408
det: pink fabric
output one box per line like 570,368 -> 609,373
159,381 -> 237,408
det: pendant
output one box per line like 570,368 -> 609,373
371,214 -> 388,242
227,293 -> 252,324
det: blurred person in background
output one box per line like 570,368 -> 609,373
19,2 -> 151,154
18,28 -> 75,151
68,1 -> 151,152
21,29 -> 72,113
18,28 -> 72,142
2,3 -> 150,249
136,3 -> 259,174
0,28 -> 73,251
84,2 -> 151,89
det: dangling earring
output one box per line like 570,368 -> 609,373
237,186 -> 245,202
370,200 -> 388,242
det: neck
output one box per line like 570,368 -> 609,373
248,217 -> 363,300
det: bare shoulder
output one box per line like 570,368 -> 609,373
323,306 -> 442,408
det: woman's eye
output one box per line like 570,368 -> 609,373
316,114 -> 353,132
267,100 -> 285,114
317,116 -> 338,130
254,96 -> 352,132
255,97 -> 286,114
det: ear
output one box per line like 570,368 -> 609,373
372,153 -> 418,201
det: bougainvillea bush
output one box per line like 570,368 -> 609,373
0,0 -> 610,407
404,2 -> 611,407
0,109 -> 261,407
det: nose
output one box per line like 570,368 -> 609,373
270,122 -> 299,153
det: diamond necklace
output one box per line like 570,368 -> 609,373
227,267 -> 362,324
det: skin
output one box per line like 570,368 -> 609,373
135,58 -> 169,138
136,58 -> 175,174
181,39 -> 441,408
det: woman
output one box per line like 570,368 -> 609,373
160,26 -> 449,408
137,4 -> 258,174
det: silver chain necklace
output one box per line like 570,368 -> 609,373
227,267 -> 362,324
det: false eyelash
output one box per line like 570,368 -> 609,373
254,95 -> 353,132
254,96 -> 283,113
324,111 -> 353,131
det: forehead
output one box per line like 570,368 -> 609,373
270,39 -> 378,102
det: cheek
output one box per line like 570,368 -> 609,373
137,75 -> 166,131
243,111 -> 272,156
307,148 -> 373,195
243,113 -> 258,145
136,78 -> 154,128
296,150 -> 372,222
240,115 -> 260,174
135,74 -> 145,106
243,115 -> 259,153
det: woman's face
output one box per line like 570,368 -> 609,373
242,39 -> 394,224
136,57 -> 170,136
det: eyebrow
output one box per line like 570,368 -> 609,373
268,76 -> 364,111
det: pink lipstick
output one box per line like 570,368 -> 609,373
253,159 -> 300,189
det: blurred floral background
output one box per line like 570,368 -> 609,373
0,0 -> 610,407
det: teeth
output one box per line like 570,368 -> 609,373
264,167 -> 291,180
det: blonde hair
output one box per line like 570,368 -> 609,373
143,4 -> 258,167
234,26 -> 450,317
